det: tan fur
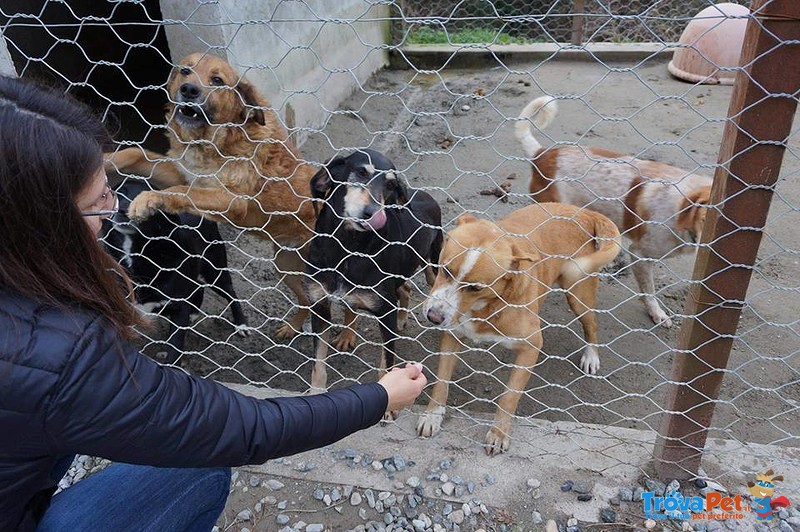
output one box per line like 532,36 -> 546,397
516,95 -> 714,327
529,149 -> 561,203
106,53 -> 317,338
622,176 -> 649,241
676,186 -> 712,236
418,203 -> 621,455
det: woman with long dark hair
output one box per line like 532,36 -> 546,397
0,75 -> 427,532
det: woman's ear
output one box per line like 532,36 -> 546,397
235,79 -> 266,126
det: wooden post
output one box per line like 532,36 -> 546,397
653,0 -> 800,479
571,0 -> 585,45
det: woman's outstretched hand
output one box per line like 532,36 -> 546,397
378,363 -> 427,412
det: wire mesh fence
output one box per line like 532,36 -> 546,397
3,0 -> 799,529
393,0 -> 748,45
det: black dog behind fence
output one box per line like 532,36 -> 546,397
102,177 -> 249,364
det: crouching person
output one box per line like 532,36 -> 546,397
0,75 -> 427,532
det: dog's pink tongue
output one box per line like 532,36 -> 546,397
366,209 -> 387,230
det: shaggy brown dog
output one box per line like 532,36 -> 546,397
106,52 -> 316,339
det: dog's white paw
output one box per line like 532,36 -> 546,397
646,300 -> 673,328
235,324 -> 252,337
484,426 -> 511,456
644,296 -> 672,328
580,346 -> 600,375
305,386 -> 326,395
416,406 -> 445,438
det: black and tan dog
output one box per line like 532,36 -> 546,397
418,203 -> 621,454
304,149 -> 443,400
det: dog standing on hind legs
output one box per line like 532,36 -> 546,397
516,95 -> 713,327
304,149 -> 443,419
417,203 -> 621,454
106,52 -> 316,339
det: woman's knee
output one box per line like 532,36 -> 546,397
205,467 -> 232,500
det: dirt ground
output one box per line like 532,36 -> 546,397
134,56 -> 800,451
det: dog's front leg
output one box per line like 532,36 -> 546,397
274,247 -> 312,340
159,300 -> 193,366
377,306 -> 400,422
332,306 -> 358,351
396,283 -> 411,331
309,299 -> 332,393
105,147 -> 186,189
630,250 -> 673,328
416,332 -> 461,438
204,262 -> 249,336
486,332 -> 542,456
127,186 -> 249,226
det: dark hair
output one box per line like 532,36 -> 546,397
0,76 -> 146,338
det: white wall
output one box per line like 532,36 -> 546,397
159,0 -> 390,146
0,36 -> 16,76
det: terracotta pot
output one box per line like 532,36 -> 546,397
668,3 -> 750,85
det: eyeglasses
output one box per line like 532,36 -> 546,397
81,180 -> 119,218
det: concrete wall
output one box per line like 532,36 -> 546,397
159,0 -> 390,146
0,36 -> 16,76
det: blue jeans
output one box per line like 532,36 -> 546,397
37,460 -> 231,532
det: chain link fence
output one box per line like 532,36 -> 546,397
393,0 -> 748,45
3,0 -> 799,529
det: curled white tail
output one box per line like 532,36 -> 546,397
515,96 -> 558,158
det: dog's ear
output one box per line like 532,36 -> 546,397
503,243 -> 538,301
747,481 -> 755,488
236,79 -> 266,126
676,185 -> 711,231
456,213 -> 478,226
311,157 -> 346,200
507,243 -> 537,273
384,170 -> 409,205
772,475 -> 784,483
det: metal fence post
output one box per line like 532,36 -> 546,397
653,0 -> 800,480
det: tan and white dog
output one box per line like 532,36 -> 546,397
418,203 -> 621,455
516,96 -> 713,327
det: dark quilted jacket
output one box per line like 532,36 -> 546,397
0,290 -> 388,531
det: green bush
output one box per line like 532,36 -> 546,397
408,26 -> 530,45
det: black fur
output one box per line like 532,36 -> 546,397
102,178 -> 248,363
305,149 -> 443,375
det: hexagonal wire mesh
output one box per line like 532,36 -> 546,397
393,0 -> 741,45
3,0 -> 798,525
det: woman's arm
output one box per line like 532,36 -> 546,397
42,317 -> 390,467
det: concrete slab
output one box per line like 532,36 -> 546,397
389,43 -> 673,70
220,382 -> 800,530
